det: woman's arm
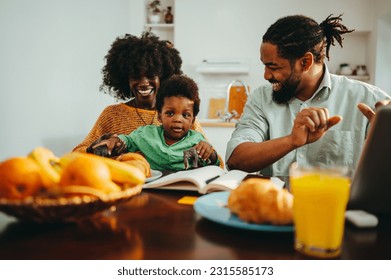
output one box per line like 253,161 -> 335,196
73,106 -> 119,153
86,133 -> 127,157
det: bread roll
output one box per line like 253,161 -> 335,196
227,178 -> 293,225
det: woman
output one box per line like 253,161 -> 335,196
73,32 -> 204,152
73,32 -> 223,167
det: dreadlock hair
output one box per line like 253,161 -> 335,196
262,14 -> 354,64
99,32 -> 183,100
156,75 -> 200,117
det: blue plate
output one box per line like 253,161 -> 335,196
194,191 -> 294,232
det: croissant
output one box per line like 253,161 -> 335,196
116,152 -> 151,178
227,178 -> 293,225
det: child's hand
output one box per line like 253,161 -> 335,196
193,141 -> 215,162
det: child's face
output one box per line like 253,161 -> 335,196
158,96 -> 195,144
129,75 -> 160,108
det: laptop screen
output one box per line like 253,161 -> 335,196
348,105 -> 391,215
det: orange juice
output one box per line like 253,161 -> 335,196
290,165 -> 350,258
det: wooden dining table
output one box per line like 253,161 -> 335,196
0,188 -> 391,260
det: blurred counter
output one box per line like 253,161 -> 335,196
199,119 -> 236,168
199,119 -> 236,128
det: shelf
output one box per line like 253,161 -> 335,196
143,0 -> 176,42
199,119 -> 236,128
144,0 -> 175,42
344,75 -> 370,82
145,23 -> 174,29
196,60 -> 250,74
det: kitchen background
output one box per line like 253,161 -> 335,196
1,0 -> 391,161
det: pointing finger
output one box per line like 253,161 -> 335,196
357,103 -> 376,123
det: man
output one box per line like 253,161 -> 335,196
226,14 -> 390,176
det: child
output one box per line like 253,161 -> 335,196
88,75 -> 220,171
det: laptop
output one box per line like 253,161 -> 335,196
348,105 -> 391,215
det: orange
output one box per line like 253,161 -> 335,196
122,160 -> 150,178
116,152 -> 151,177
59,156 -> 120,194
0,157 -> 44,199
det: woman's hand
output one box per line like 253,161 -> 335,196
86,133 -> 126,157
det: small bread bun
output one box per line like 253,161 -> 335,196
116,153 -> 151,177
227,178 -> 293,225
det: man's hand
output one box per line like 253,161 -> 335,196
291,107 -> 342,147
358,100 -> 391,124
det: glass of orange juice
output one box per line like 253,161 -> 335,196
289,163 -> 351,258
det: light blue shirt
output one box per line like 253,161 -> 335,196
226,65 -> 390,176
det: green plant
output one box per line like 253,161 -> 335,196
148,0 -> 161,15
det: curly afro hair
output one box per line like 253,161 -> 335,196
99,32 -> 183,100
156,75 -> 200,117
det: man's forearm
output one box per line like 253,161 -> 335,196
226,135 -> 297,173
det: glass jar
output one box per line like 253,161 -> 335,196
164,6 -> 173,24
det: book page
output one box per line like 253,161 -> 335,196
143,165 -> 226,191
202,169 -> 248,194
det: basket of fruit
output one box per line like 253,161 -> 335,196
0,147 -> 150,223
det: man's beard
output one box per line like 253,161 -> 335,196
271,71 -> 301,104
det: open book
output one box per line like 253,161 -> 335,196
143,166 -> 248,194
143,165 -> 285,194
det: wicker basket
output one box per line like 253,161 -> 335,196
0,185 -> 142,223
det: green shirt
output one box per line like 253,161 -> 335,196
118,125 -> 220,171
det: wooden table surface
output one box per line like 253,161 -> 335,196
0,189 -> 390,260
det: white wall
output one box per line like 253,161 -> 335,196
374,0 -> 391,94
376,15 -> 391,94
0,0 -> 131,160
